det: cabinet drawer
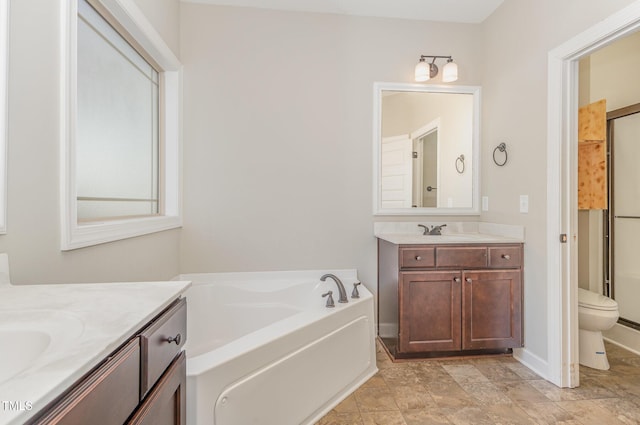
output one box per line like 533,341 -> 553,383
33,339 -> 140,425
488,246 -> 522,268
400,247 -> 435,268
140,298 -> 186,398
128,352 -> 186,425
436,246 -> 487,268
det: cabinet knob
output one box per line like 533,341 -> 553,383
465,278 -> 472,283
454,277 -> 461,283
502,254 -> 511,260
415,256 -> 422,261
166,333 -> 182,345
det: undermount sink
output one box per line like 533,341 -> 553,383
0,310 -> 85,385
0,330 -> 51,384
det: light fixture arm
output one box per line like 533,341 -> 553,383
419,55 -> 452,62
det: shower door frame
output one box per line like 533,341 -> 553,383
607,103 -> 640,330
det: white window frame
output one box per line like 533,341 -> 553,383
60,0 -> 182,250
0,0 -> 8,234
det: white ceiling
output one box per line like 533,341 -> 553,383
180,0 -> 505,24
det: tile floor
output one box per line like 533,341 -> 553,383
316,341 -> 640,425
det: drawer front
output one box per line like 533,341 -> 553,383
140,298 -> 186,398
128,352 -> 186,425
436,246 -> 487,268
488,246 -> 522,268
400,247 -> 435,268
33,339 -> 140,425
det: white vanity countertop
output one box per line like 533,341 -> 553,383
376,232 -> 524,245
374,222 -> 525,245
0,280 -> 191,425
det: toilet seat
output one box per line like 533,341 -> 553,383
578,288 -> 618,311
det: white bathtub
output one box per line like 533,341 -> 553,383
177,270 -> 377,425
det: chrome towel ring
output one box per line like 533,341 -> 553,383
455,154 -> 465,174
493,142 -> 508,166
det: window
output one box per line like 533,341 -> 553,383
61,0 -> 182,250
77,0 -> 159,221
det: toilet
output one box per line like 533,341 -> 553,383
578,288 -> 619,370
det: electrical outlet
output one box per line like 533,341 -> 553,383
519,195 -> 529,213
482,196 -> 489,211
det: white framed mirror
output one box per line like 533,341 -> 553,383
373,82 -> 481,215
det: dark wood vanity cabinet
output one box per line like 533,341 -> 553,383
379,239 -> 523,357
29,298 -> 187,425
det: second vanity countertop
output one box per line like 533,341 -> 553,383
376,232 -> 524,245
375,222 -> 525,245
0,280 -> 191,425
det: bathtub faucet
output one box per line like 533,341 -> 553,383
320,274 -> 348,303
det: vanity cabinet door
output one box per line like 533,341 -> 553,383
398,271 -> 462,353
31,339 -> 140,425
128,351 -> 186,425
462,270 -> 522,350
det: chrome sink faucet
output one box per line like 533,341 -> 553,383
418,224 -> 447,235
320,274 -> 348,303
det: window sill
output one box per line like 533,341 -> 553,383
61,215 -> 181,251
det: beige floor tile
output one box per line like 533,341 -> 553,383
427,381 -> 479,408
361,410 -> 408,425
391,384 -> 436,410
441,364 -> 490,385
315,411 -> 363,425
458,381 -> 513,405
442,406 -> 496,425
527,379 -> 588,401
380,366 -> 422,387
484,403 -> 539,424
332,394 -> 359,414
493,380 -> 552,404
401,409 -> 452,425
359,373 -> 389,390
354,387 -> 399,412
556,399 -> 630,425
591,398 -> 640,424
517,401 -> 583,425
317,339 -> 640,425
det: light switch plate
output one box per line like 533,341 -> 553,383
482,196 -> 489,211
519,195 -> 529,213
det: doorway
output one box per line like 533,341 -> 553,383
548,2 -> 640,388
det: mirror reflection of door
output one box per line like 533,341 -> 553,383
413,129 -> 438,207
380,135 -> 413,208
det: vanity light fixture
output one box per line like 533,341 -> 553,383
414,55 -> 458,82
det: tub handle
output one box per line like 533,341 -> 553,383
352,281 -> 361,299
166,333 -> 182,345
322,291 -> 335,308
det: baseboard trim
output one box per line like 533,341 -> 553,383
604,323 -> 640,356
513,347 -> 549,382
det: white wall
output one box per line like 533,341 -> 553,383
1,0 -> 181,284
481,0 -> 636,369
178,4 -> 484,292
590,31 -> 640,111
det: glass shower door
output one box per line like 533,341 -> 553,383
612,111 -> 640,326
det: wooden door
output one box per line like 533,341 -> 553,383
462,270 -> 522,350
578,99 -> 607,209
380,135 -> 413,208
398,271 -> 461,353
